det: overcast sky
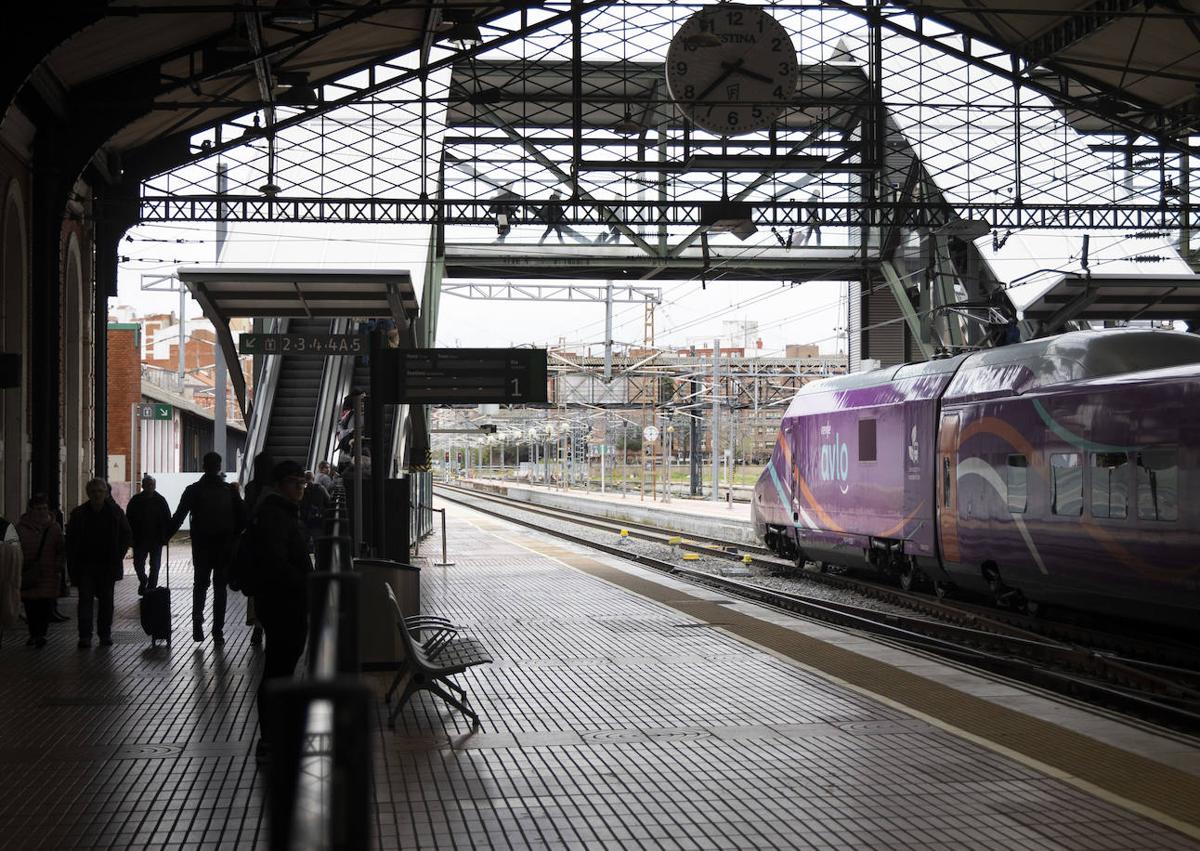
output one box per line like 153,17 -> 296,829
115,220 -> 851,356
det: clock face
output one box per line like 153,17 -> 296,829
665,4 -> 798,137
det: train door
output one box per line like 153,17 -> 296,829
937,413 -> 961,566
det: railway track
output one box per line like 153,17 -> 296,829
436,483 -> 1200,733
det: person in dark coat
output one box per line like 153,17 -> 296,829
16,494 -> 65,647
536,191 -> 568,244
126,474 -> 171,595
66,478 -> 132,648
168,452 -> 245,644
242,451 -> 275,647
254,459 -> 313,762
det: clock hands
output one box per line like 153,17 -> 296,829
721,61 -> 774,85
693,57 -> 744,104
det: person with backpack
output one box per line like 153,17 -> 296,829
66,479 -> 132,648
251,459 -> 313,762
168,452 -> 245,644
126,474 -> 172,596
16,494 -> 65,647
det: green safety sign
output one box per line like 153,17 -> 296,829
137,403 -> 173,420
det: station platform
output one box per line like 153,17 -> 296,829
448,476 -> 757,545
2,502 -> 1199,849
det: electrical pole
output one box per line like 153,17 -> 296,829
711,339 -> 720,502
212,161 -> 228,467
689,345 -> 700,496
604,281 -> 613,382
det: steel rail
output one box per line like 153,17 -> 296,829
438,483 -> 1200,675
436,487 -> 1200,732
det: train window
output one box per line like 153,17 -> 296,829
1006,455 -> 1027,513
1090,452 -> 1129,519
1050,453 -> 1083,516
1136,448 -> 1178,521
859,418 -> 877,462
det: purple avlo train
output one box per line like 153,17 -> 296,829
752,329 -> 1200,629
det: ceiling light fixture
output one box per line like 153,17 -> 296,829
269,0 -> 317,27
615,110 -> 642,135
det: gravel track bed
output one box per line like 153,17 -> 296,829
449,491 -> 921,619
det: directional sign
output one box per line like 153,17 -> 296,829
238,333 -> 366,356
375,348 -> 548,405
138,403 -> 173,420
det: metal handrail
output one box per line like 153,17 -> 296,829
307,318 -> 351,473
270,495 -> 372,850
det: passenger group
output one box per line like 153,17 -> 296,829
0,451 -> 335,761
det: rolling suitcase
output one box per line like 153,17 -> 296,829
140,543 -> 172,646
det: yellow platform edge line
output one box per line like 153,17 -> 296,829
469,518 -> 1200,841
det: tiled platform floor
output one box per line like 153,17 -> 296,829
1,508 -> 1198,849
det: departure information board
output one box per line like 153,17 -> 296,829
374,348 -> 548,405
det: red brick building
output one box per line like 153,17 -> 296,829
106,323 -> 141,482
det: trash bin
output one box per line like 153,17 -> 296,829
352,558 -> 420,671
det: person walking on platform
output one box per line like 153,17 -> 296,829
66,479 -> 132,648
169,452 -> 245,644
253,459 -> 313,763
126,475 -> 171,596
16,494 -> 65,647
536,191 -> 568,244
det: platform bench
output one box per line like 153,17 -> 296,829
383,585 -> 492,728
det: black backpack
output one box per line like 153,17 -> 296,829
227,519 -> 262,596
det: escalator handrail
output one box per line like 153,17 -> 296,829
307,317 -> 350,473
239,316 -> 286,487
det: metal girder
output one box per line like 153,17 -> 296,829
134,0 -> 618,177
186,281 -> 249,417
440,283 -> 662,303
0,3 -> 106,126
1023,0 -> 1147,65
1036,284 -> 1103,337
879,261 -> 934,360
135,194 -> 1192,231
467,97 -> 657,256
873,0 -> 1192,151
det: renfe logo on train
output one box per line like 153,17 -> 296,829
818,423 -> 850,493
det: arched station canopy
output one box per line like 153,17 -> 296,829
177,266 -> 419,414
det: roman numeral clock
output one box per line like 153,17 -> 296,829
666,3 -> 799,136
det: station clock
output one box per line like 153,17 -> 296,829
665,4 -> 798,137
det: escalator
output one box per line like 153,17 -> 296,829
261,318 -> 333,466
